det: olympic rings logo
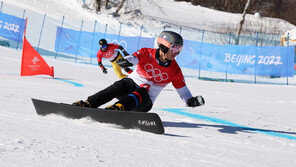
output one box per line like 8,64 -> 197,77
144,64 -> 169,82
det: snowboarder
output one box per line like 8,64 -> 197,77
73,31 -> 205,112
97,39 -> 133,79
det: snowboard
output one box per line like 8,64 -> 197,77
31,98 -> 165,134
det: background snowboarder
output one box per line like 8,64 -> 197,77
97,39 -> 132,79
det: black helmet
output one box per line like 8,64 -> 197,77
157,31 -> 183,53
99,39 -> 107,46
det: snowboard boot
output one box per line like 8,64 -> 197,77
105,102 -> 125,111
72,100 -> 91,108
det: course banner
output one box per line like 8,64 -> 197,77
55,27 -> 154,58
177,41 -> 295,77
0,13 -> 25,42
55,26 -> 295,77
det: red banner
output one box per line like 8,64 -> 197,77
20,37 -> 54,77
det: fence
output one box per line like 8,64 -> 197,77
1,1 -> 295,85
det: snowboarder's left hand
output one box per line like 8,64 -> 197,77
187,96 -> 205,107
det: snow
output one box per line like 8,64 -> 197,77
2,44 -> 296,166
1,0 -> 296,166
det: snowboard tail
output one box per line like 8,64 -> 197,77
31,98 -> 164,134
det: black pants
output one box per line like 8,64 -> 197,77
87,78 -> 153,112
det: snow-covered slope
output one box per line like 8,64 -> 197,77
1,45 -> 296,166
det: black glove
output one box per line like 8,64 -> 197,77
187,96 -> 205,107
116,58 -> 133,68
100,66 -> 107,74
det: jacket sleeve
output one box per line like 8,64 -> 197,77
97,51 -> 103,62
176,86 -> 193,103
124,55 -> 139,65
118,45 -> 129,56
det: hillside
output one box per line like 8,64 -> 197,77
4,0 -> 296,34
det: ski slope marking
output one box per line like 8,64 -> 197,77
162,108 -> 296,141
4,73 -> 83,87
54,78 -> 83,87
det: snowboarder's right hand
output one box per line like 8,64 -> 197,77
101,66 -> 107,74
116,58 -> 133,68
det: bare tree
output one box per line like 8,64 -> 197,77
105,0 -> 110,9
113,0 -> 126,17
235,0 -> 251,45
95,0 -> 101,12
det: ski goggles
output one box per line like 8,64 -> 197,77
170,43 -> 182,54
100,44 -> 108,51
